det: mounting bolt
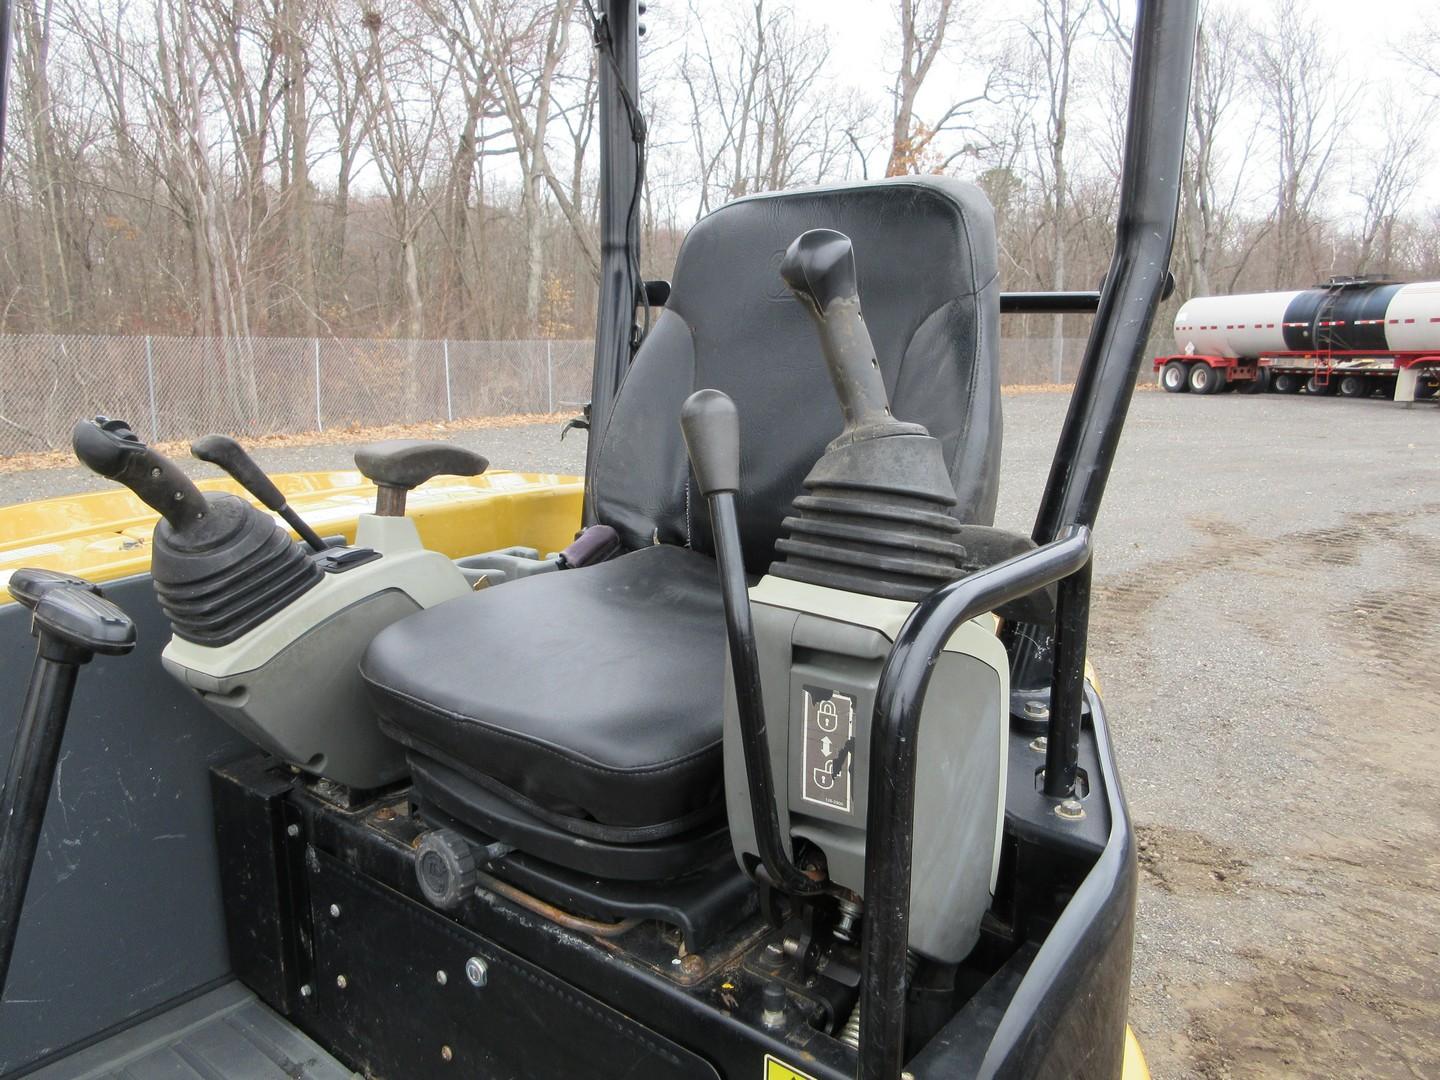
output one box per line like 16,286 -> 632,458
440,1045 -> 453,1063
1023,700 -> 1050,722
761,941 -> 786,967
1055,798 -> 1086,821
761,982 -> 787,1031
1029,736 -> 1048,753
781,937 -> 802,958
286,824 -> 300,838
436,969 -> 448,986
335,974 -> 348,989
299,983 -> 313,998
679,954 -> 705,977
328,903 -> 341,918
465,956 -> 488,987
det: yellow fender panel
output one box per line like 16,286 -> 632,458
0,470 -> 584,603
1122,1026 -> 1151,1080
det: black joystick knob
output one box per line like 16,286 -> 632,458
772,230 -> 968,602
5,568 -> 101,611
72,417 -> 208,531
679,388 -> 740,497
192,434 -> 328,552
31,586 -> 138,661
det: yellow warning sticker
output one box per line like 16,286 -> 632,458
764,1054 -> 820,1080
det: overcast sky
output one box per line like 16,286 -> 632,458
639,0 -> 1440,218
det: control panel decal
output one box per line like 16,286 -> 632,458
800,686 -> 855,813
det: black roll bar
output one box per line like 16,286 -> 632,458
585,1 -> 642,526
857,526 -> 1093,1080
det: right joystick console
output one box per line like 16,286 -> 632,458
769,230 -> 969,601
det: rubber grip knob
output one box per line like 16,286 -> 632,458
32,587 -> 136,657
680,389 -> 740,497
71,418 -> 207,531
6,568 -> 100,612
779,228 -> 857,314
191,434 -> 287,512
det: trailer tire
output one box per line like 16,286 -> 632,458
416,829 -> 477,911
1161,360 -> 1190,393
1188,362 -> 1224,395
1306,376 -> 1336,396
1337,375 -> 1367,398
1238,371 -> 1268,394
1417,382 -> 1437,401
1272,372 -> 1302,393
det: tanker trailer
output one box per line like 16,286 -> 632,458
1154,278 -> 1440,402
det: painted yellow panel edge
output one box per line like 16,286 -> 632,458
1122,1026 -> 1151,1080
0,470 -> 583,603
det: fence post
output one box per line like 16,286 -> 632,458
313,338 -> 323,432
546,341 -> 554,414
443,339 -> 453,421
144,335 -> 159,440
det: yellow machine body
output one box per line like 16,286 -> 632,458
0,469 -> 584,602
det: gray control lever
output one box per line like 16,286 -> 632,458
192,434 -> 328,552
680,389 -> 828,899
0,571 -> 136,995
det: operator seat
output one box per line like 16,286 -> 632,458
360,176 -> 1001,879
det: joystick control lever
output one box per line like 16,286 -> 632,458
192,434 -> 328,553
72,417 -> 207,531
680,389 -> 827,899
0,571 -> 136,994
779,229 -> 925,447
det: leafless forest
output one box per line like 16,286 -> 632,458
4,0 -> 1439,367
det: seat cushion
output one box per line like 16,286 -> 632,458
360,546 -> 727,830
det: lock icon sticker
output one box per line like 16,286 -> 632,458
815,698 -> 839,732
801,688 -> 855,813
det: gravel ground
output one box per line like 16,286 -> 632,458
5,389 -> 1439,1078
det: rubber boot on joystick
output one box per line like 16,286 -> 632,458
770,229 -> 969,601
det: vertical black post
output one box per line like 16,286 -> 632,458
1008,0 -> 1198,690
1043,559 -> 1091,798
583,0 -> 642,525
0,655 -> 82,991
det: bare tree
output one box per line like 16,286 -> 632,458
1351,96 -> 1428,275
1024,0 -> 1093,378
1250,0 -> 1356,287
885,0 -> 994,175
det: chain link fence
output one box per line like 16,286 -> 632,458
0,333 -> 1116,458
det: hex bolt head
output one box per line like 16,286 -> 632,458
299,983 -> 313,998
1029,736 -> 1048,753
436,969 -> 448,986
465,956 -> 488,987
1023,700 -> 1050,721
328,903 -> 341,918
335,974 -> 348,989
286,824 -> 300,838
440,1045 -> 453,1063
1055,798 -> 1086,821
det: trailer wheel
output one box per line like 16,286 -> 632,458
1161,361 -> 1189,393
1337,375 -> 1367,398
1272,372 -> 1302,393
1306,376 -> 1336,396
1188,362 -> 1224,395
1417,382 -> 1437,401
415,828 -> 477,910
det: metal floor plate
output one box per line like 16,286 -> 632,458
26,983 -> 354,1080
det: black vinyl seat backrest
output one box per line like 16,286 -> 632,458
591,176 -> 1002,572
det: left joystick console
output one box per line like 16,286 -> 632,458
71,417 -> 320,648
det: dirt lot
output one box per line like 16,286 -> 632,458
3,389 -> 1438,1079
